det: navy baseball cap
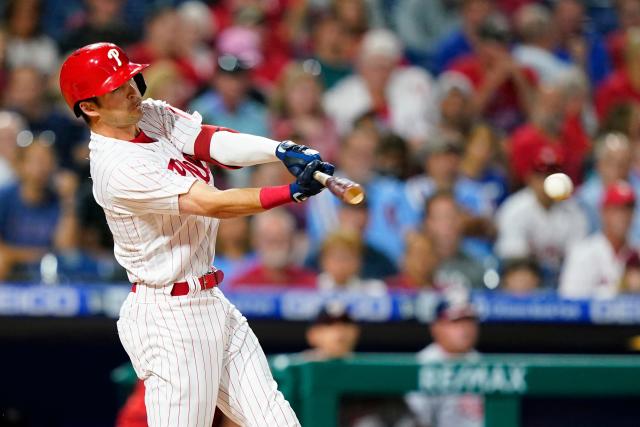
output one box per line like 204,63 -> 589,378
434,299 -> 477,322
314,301 -> 355,325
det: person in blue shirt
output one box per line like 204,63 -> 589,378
0,138 -> 77,280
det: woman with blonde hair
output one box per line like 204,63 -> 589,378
270,61 -> 340,162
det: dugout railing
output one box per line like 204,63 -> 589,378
269,353 -> 640,427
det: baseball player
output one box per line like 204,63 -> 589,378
59,42 -> 334,427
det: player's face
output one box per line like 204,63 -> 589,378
94,79 -> 143,127
432,317 -> 479,354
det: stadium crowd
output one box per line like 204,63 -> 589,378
1,0 -> 640,300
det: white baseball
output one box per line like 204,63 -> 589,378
543,173 -> 573,201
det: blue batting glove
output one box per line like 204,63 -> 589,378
276,140 -> 322,177
289,160 -> 335,202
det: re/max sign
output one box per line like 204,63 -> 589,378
418,363 -> 528,395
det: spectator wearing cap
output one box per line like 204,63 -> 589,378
0,138 -> 78,280
512,3 -> 578,85
433,0 -> 494,73
316,230 -> 387,295
229,209 -> 317,288
509,82 -> 590,186
303,301 -> 360,360
446,13 -> 537,133
576,133 -> 640,237
550,0 -> 611,86
405,297 -> 482,427
500,257 -> 542,295
496,146 -> 588,288
404,134 -> 493,225
560,181 -> 637,299
435,71 -> 477,141
323,28 -> 437,146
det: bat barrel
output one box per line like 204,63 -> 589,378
313,171 -> 365,205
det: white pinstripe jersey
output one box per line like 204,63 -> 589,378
90,99 -> 218,286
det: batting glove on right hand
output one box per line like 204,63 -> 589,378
289,160 -> 335,202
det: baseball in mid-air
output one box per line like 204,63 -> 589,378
544,173 -> 573,201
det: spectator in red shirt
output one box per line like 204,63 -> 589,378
596,27 -> 640,121
606,0 -> 640,71
229,208 -> 317,288
447,14 -> 537,132
509,82 -> 590,185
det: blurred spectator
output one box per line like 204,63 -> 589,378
577,133 -> 639,235
229,209 -> 316,288
435,71 -> 476,141
404,134 -> 493,225
317,230 -> 387,294
332,0 -> 372,38
0,111 -> 26,188
190,55 -> 268,137
323,28 -> 437,146
423,191 -> 486,290
596,27 -> 640,121
4,0 -> 58,75
560,181 -> 636,299
447,14 -> 537,133
2,66 -> 88,171
59,0 -> 136,53
303,301 -> 360,360
551,0 -> 611,86
0,138 -> 77,280
405,297 -> 483,427
143,61 -> 192,111
306,128 -> 413,263
376,132 -> 413,180
619,251 -> 640,294
434,0 -> 494,73
310,15 -> 353,90
305,200 -> 397,279
214,216 -> 256,286
175,1 -> 216,86
606,0 -> 640,70
500,257 -> 542,295
391,0 -> 461,71
496,146 -> 588,288
387,232 -> 440,291
513,3 -> 577,85
509,82 -> 590,185
459,124 -> 508,213
270,62 -> 340,163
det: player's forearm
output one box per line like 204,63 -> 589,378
184,127 -> 280,167
179,182 -> 293,219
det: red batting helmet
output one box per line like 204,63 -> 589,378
59,42 -> 149,117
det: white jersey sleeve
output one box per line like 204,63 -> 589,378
107,155 -> 197,216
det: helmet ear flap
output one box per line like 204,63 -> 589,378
133,73 -> 147,97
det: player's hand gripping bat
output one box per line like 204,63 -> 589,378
313,171 -> 365,205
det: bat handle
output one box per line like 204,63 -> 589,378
313,171 -> 332,186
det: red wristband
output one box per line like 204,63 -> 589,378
260,185 -> 293,209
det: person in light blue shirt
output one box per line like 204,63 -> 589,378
189,55 -> 269,138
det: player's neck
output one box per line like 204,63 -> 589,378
90,121 -> 140,141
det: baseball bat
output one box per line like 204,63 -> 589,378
313,171 -> 365,205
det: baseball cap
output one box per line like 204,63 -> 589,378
216,54 -> 253,74
423,134 -> 463,158
216,27 -> 262,68
602,180 -> 636,208
433,296 -> 478,322
477,14 -> 511,44
359,29 -> 403,62
314,301 -> 355,325
529,145 -> 565,176
437,71 -> 475,100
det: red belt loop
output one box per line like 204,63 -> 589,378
131,269 -> 224,296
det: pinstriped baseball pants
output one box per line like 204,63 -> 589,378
117,283 -> 300,427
